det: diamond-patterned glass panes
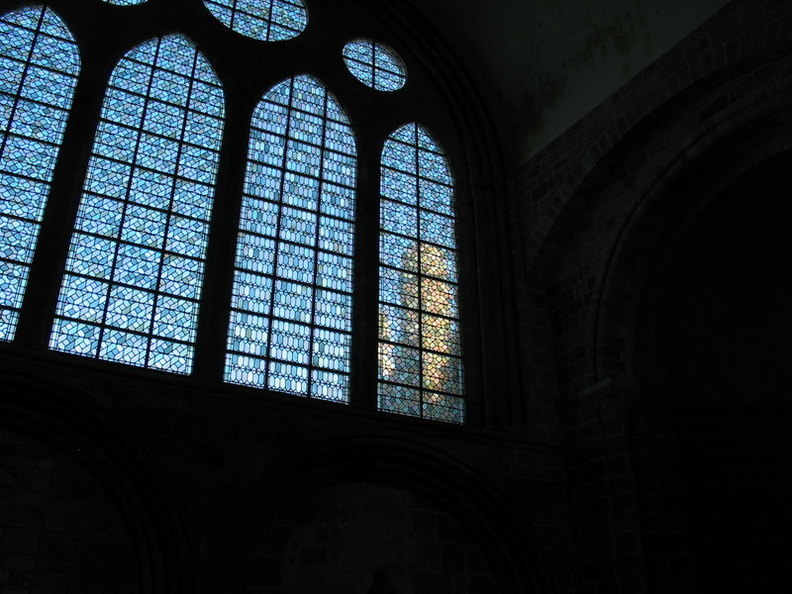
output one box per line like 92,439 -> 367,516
49,35 -> 224,374
342,39 -> 406,92
378,123 -> 463,424
0,6 -> 79,341
101,0 -> 148,5
203,0 -> 307,42
225,75 -> 356,403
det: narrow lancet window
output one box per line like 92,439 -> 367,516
378,124 -> 464,423
0,6 -> 79,341
203,0 -> 307,42
225,75 -> 356,403
50,35 -> 224,374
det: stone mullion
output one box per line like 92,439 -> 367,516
564,379 -> 649,593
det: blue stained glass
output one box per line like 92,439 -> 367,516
227,353 -> 266,386
272,279 -> 313,323
228,310 -> 269,355
316,251 -> 352,291
320,183 -> 354,219
311,369 -> 348,402
236,233 -> 276,274
50,35 -> 225,374
101,0 -> 149,5
65,234 -> 116,279
377,382 -> 420,417
378,124 -> 464,424
231,271 -> 272,314
269,319 -> 311,365
0,261 -> 26,309
154,295 -> 199,341
318,216 -> 353,255
381,140 -> 416,175
100,328 -> 148,365
342,39 -> 407,92
49,319 -> 100,357
380,234 -> 417,271
225,76 -> 356,402
149,339 -> 193,374
0,6 -> 79,341
203,0 -> 308,42
420,210 -> 455,248
276,242 -> 315,282
422,392 -> 464,423
314,290 -> 351,330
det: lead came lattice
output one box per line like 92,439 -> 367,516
203,0 -> 308,42
225,75 -> 356,403
342,39 -> 407,92
378,123 -> 464,424
49,35 -> 224,374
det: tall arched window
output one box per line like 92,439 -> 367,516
378,123 -> 464,423
0,1 -> 474,425
0,5 -> 79,341
49,34 -> 224,374
226,75 -> 356,403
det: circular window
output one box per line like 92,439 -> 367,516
342,39 -> 406,91
202,0 -> 308,42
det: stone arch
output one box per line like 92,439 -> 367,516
592,68 -> 792,389
206,436 -> 556,594
0,371 -> 192,594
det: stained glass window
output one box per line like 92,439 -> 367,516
342,39 -> 406,92
49,35 -> 224,374
101,0 -> 148,5
378,123 -> 463,423
225,75 -> 356,403
203,0 -> 307,42
0,6 -> 79,341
